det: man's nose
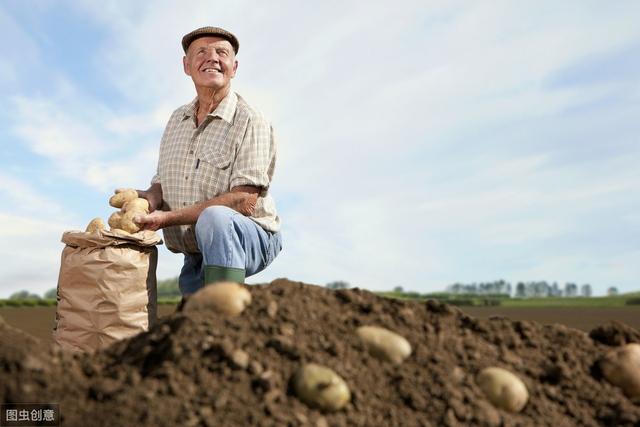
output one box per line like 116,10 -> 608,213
204,48 -> 218,61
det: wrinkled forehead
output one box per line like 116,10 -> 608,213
187,36 -> 234,54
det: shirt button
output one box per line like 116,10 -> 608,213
189,150 -> 194,154
183,202 -> 186,206
185,176 -> 189,180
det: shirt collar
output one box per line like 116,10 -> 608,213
181,91 -> 238,124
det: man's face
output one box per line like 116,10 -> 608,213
183,36 -> 238,90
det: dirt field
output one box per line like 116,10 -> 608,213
1,304 -> 638,345
2,280 -> 640,426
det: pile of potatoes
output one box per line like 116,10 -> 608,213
84,188 -> 149,234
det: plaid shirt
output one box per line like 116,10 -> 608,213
151,91 -> 280,254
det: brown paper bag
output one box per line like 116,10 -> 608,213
52,229 -> 162,352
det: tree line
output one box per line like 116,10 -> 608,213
2,279 -> 623,301
326,280 -> 621,298
442,280 -> 620,298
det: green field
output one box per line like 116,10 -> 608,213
377,291 -> 640,308
1,293 -> 639,308
498,296 -> 634,307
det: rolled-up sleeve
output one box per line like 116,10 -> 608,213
151,172 -> 161,185
230,114 -> 275,190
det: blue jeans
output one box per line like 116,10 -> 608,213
178,206 -> 282,295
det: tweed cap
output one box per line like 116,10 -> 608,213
181,26 -> 239,54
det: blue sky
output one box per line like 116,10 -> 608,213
1,1 -> 639,297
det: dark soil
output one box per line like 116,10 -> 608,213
1,279 -> 639,426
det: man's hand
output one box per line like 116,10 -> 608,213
115,184 -> 163,212
138,189 -> 163,213
231,185 -> 259,216
134,211 -> 170,231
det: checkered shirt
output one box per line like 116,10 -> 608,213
151,91 -> 280,254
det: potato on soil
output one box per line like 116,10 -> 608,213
122,198 -> 150,214
599,343 -> 640,399
85,218 -> 105,233
476,367 -> 528,413
184,282 -> 251,316
356,326 -> 412,364
292,363 -> 351,412
109,189 -> 138,208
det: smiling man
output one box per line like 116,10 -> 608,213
132,26 -> 282,295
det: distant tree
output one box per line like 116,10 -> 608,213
448,283 -> 463,294
541,281 -> 550,296
157,277 -> 181,297
530,281 -> 549,297
9,290 -> 41,300
505,283 -> 512,297
525,282 -> 549,297
393,285 -> 404,293
550,282 -> 562,297
326,281 -> 350,290
607,287 -> 619,296
515,282 -> 526,298
581,284 -> 592,298
43,288 -> 58,299
524,282 -> 532,297
495,279 -> 508,295
564,283 -> 578,297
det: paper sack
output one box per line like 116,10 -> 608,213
52,229 -> 162,352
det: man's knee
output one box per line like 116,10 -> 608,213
195,206 -> 237,238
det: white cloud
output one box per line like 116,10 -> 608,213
0,180 -> 74,297
9,86 -> 162,193
0,172 -> 69,218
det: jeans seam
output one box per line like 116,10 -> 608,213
226,212 -> 233,267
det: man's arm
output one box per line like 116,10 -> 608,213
135,185 -> 259,231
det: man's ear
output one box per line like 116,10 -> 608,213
231,60 -> 238,78
183,55 -> 190,76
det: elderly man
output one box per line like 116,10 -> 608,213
131,26 -> 282,295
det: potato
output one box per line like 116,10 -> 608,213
476,367 -> 528,413
356,326 -> 412,364
109,189 -> 138,208
85,217 -> 105,233
184,282 -> 252,316
600,343 -> 640,399
119,210 -> 143,234
122,198 -> 150,214
108,211 -> 123,230
292,363 -> 350,412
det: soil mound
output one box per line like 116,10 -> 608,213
1,279 -> 639,426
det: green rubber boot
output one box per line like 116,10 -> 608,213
204,265 -> 246,286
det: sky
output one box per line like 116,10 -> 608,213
0,1 -> 639,297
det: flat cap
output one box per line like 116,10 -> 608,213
182,26 -> 239,54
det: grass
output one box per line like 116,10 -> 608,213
2,291 -> 639,308
376,292 -> 640,308
158,298 -> 182,305
499,296 -> 633,308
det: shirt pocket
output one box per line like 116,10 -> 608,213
200,147 -> 231,169
196,147 -> 234,199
